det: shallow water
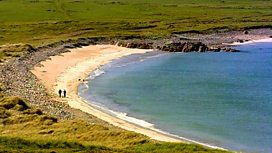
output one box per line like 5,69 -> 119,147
79,42 -> 272,153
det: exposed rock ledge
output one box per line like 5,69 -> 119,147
116,41 -> 239,53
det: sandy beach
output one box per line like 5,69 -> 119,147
1,28 -> 271,152
32,45 -> 185,143
27,37 -> 272,149
30,37 -> 272,149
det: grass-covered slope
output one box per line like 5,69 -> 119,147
0,44 -> 36,62
0,96 -> 231,153
0,0 -> 272,46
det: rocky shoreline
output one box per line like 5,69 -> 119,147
0,42 -> 112,123
116,39 -> 239,52
1,28 -> 272,121
116,29 -> 272,52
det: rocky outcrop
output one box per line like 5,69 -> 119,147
157,42 -> 208,52
221,47 -> 239,52
116,40 -> 239,52
209,46 -> 239,52
116,41 -> 153,49
208,46 -> 221,52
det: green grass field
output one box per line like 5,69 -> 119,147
0,0 -> 272,46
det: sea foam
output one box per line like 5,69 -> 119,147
89,69 -> 105,79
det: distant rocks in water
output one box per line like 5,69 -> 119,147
221,47 -> 239,52
243,30 -> 249,34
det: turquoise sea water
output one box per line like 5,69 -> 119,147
79,42 -> 272,153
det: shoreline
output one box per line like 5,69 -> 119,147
1,29 -> 272,151
32,45 -> 183,143
31,44 -> 226,150
31,37 -> 272,149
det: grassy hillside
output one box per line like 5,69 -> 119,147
0,0 -> 272,46
0,96 -> 231,153
0,43 -> 35,62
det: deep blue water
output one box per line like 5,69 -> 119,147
79,42 -> 272,153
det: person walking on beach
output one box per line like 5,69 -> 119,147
58,89 -> 62,97
63,89 -> 66,98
